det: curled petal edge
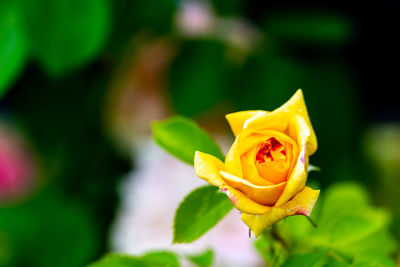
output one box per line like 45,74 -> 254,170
220,171 -> 286,206
225,111 -> 264,137
194,151 -> 271,214
238,90 -> 317,155
241,186 -> 320,237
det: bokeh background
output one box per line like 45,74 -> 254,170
0,0 -> 399,266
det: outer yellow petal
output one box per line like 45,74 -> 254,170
242,89 -> 317,155
220,171 -> 286,206
288,114 -> 313,156
224,136 -> 243,178
242,186 -> 320,237
222,184 -> 272,214
194,151 -> 226,187
275,115 -> 311,206
225,111 -> 264,136
194,151 -> 271,214
275,144 -> 308,206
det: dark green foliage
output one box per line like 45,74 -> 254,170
255,182 -> 398,267
1,65 -> 130,266
168,40 -> 228,117
20,0 -> 111,76
0,190 -> 99,267
0,0 -> 27,98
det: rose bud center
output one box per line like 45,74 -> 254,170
255,137 -> 293,184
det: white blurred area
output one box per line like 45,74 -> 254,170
110,138 -> 263,267
106,1 -> 265,264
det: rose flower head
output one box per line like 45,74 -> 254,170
194,89 -> 320,237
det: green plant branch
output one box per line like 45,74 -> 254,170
269,226 -> 290,253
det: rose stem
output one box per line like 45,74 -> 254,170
270,226 -> 290,253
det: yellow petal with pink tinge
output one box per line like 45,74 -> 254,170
220,171 -> 286,206
193,90 -> 320,237
194,151 -> 271,214
222,184 -> 271,214
242,186 -> 320,237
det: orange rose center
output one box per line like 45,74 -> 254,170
256,137 -> 287,163
255,137 -> 292,184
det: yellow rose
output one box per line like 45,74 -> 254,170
194,89 -> 320,237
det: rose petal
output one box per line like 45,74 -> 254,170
240,150 -> 274,186
225,132 -> 267,178
241,89 -> 317,155
289,114 -> 312,152
220,171 -> 287,206
275,115 -> 311,206
194,151 -> 271,214
232,130 -> 299,185
225,130 -> 298,183
255,160 -> 289,184
241,186 -> 320,237
194,151 -> 226,187
275,145 -> 308,206
222,184 -> 271,214
225,110 -> 264,136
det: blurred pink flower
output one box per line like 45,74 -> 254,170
176,1 -> 215,36
0,123 -> 35,202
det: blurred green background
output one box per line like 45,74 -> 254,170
0,0 -> 399,266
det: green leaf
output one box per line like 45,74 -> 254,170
324,260 -> 351,267
271,182 -> 397,262
282,250 -> 330,267
20,0 -> 111,76
152,116 -> 224,165
333,228 -> 396,257
187,249 -> 214,267
0,0 -> 27,98
141,251 -> 179,267
352,252 -> 397,267
329,209 -> 389,249
88,251 -> 179,267
303,183 -> 396,256
87,254 -> 146,267
173,186 -> 232,243
322,182 -> 369,213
